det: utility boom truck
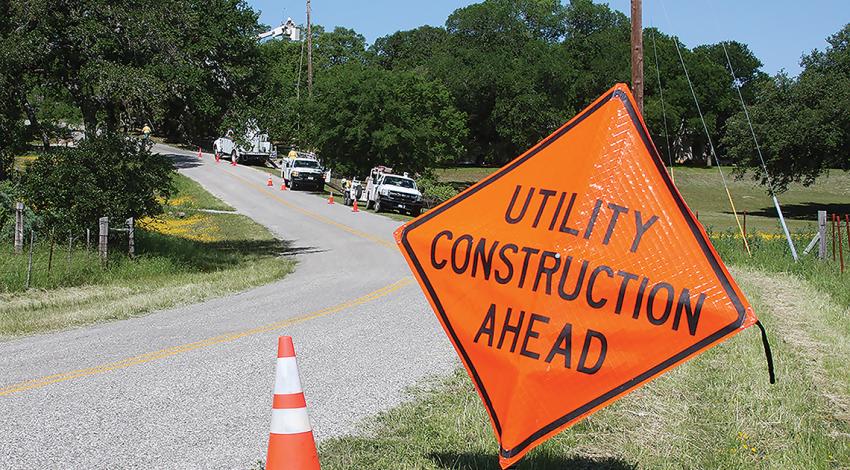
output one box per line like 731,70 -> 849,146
344,166 -> 423,216
213,124 -> 272,165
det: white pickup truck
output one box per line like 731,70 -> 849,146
213,124 -> 272,165
362,168 -> 423,216
282,155 -> 325,191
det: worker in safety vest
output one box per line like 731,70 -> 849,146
142,124 -> 152,140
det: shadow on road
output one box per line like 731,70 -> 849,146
168,153 -> 204,170
278,245 -> 326,257
429,451 -> 636,470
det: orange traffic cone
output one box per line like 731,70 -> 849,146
352,199 -> 359,213
280,180 -> 287,191
267,176 -> 274,187
197,147 -> 203,159
266,337 -> 320,470
327,192 -> 334,204
231,157 -> 237,167
215,153 -> 220,164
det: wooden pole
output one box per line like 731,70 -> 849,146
47,228 -> 55,276
14,202 -> 24,254
306,0 -> 313,97
631,0 -> 644,114
86,228 -> 91,252
67,231 -> 72,275
818,210 -> 827,260
742,210 -> 747,249
845,214 -> 850,268
127,217 -> 135,259
25,231 -> 34,289
832,214 -> 837,261
99,217 -> 109,266
838,214 -> 845,274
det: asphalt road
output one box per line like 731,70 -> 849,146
0,144 -> 457,469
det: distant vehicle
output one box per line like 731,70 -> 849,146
356,166 -> 423,216
282,154 -> 325,191
213,124 -> 272,165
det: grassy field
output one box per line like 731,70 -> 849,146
433,166 -> 850,234
0,173 -> 294,337
310,167 -> 850,468
317,254 -> 850,468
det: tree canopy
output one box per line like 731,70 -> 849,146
2,0 -> 848,190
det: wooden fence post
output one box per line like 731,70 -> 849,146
126,217 -> 135,258
818,210 -> 827,260
14,202 -> 24,254
25,231 -> 34,289
99,217 -> 109,266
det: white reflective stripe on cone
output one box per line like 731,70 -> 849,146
270,408 -> 312,435
274,357 -> 303,394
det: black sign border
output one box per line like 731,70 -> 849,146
399,88 -> 746,459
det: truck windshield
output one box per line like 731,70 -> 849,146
295,160 -> 320,168
383,176 -> 416,189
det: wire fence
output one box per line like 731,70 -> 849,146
0,203 -> 136,293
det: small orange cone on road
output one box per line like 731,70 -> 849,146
266,336 -> 320,470
327,192 -> 334,204
197,147 -> 203,159
352,199 -> 359,213
280,181 -> 287,191
231,158 -> 237,167
267,176 -> 274,187
215,153 -> 220,164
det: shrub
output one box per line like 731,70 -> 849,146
20,136 -> 173,232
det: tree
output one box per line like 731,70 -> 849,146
723,24 -> 850,190
303,64 -> 467,176
8,0 -> 262,142
20,136 -> 173,231
372,26 -> 449,72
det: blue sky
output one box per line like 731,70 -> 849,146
248,0 -> 850,76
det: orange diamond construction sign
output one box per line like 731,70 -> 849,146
394,84 -> 758,468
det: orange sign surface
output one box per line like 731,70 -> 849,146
394,84 -> 757,468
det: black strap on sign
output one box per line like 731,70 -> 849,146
755,320 -> 776,384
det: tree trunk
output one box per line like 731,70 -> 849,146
105,106 -> 118,135
19,93 -> 50,150
80,100 -> 98,138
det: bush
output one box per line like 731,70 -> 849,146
20,136 -> 173,231
416,176 -> 458,207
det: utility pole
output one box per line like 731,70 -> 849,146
631,0 -> 644,115
306,0 -> 313,97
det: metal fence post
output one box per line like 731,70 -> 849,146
818,210 -> 827,260
126,217 -> 135,258
99,217 -> 109,266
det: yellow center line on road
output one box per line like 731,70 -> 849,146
0,278 -> 413,397
218,167 -> 397,249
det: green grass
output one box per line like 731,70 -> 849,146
169,174 -> 234,211
433,166 -> 850,234
317,262 -> 850,468
0,173 -> 294,337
